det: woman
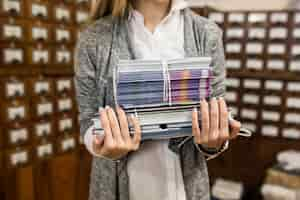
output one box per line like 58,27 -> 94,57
74,0 -> 242,200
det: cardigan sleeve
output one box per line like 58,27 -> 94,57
207,24 -> 226,98
195,22 -> 229,160
74,30 -> 103,137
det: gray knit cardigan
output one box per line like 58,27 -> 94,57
74,8 -> 226,200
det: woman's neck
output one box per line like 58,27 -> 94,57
132,0 -> 172,32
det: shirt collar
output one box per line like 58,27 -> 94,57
129,0 -> 188,22
171,0 -> 188,12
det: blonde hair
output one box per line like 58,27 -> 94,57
90,0 -> 131,20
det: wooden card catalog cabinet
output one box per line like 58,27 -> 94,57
292,27 -> 300,42
248,27 -> 266,41
29,1 -> 49,20
226,77 -> 240,89
0,127 -> 3,151
287,81 -> 300,93
263,95 -> 282,107
282,128 -> 300,140
78,133 -> 84,145
267,43 -> 286,56
247,12 -> 267,25
28,44 -> 50,65
1,100 -> 29,123
226,58 -> 242,70
75,114 -> 80,131
208,12 -> 224,27
1,77 -> 26,99
242,93 -> 260,105
62,0 -> 75,4
55,27 -> 73,43
54,4 -> 72,24
264,80 -> 283,91
57,114 -> 74,133
29,22 -> 50,43
261,110 -> 280,123
5,123 -> 30,148
241,108 -> 258,121
76,10 -> 89,25
57,96 -> 74,113
227,12 -> 246,25
270,12 -> 288,26
32,97 -> 54,119
293,12 -> 300,26
246,58 -> 263,70
225,90 -> 238,104
0,18 -> 26,42
56,136 -> 77,154
29,77 -> 54,97
36,142 -> 54,160
5,147 -> 31,168
243,79 -> 262,91
284,112 -> 300,125
291,44 -> 300,58
54,46 -> 73,65
33,120 -> 54,141
286,97 -> 300,110
225,42 -> 242,55
289,59 -> 300,72
76,142 -> 92,200
269,27 -> 288,41
0,44 -> 25,65
226,27 -> 245,40
0,152 -> 3,175
262,124 -> 279,137
245,42 -> 264,56
76,0 -> 89,7
56,78 -> 74,96
49,150 -> 78,200
1,0 -> 24,16
266,59 -> 286,71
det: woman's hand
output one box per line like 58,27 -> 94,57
93,106 -> 142,160
192,97 -> 241,149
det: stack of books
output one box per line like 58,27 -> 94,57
115,57 -> 212,108
93,57 -> 214,140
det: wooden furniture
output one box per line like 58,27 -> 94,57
1,2 -> 300,200
192,7 -> 300,200
0,0 -> 90,199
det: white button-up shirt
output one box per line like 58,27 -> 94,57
85,0 -> 189,200
127,1 -> 188,200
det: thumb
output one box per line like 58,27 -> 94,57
229,119 -> 241,139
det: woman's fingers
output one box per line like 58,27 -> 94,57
106,106 -> 123,144
192,107 -> 201,144
131,114 -> 142,151
116,106 -> 131,142
201,99 -> 210,143
95,106 -> 142,159
210,98 -> 220,146
219,97 -> 230,142
195,98 -> 239,149
99,107 -> 113,143
99,108 -> 117,157
229,119 -> 241,139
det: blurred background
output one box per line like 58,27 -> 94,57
0,0 -> 300,200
